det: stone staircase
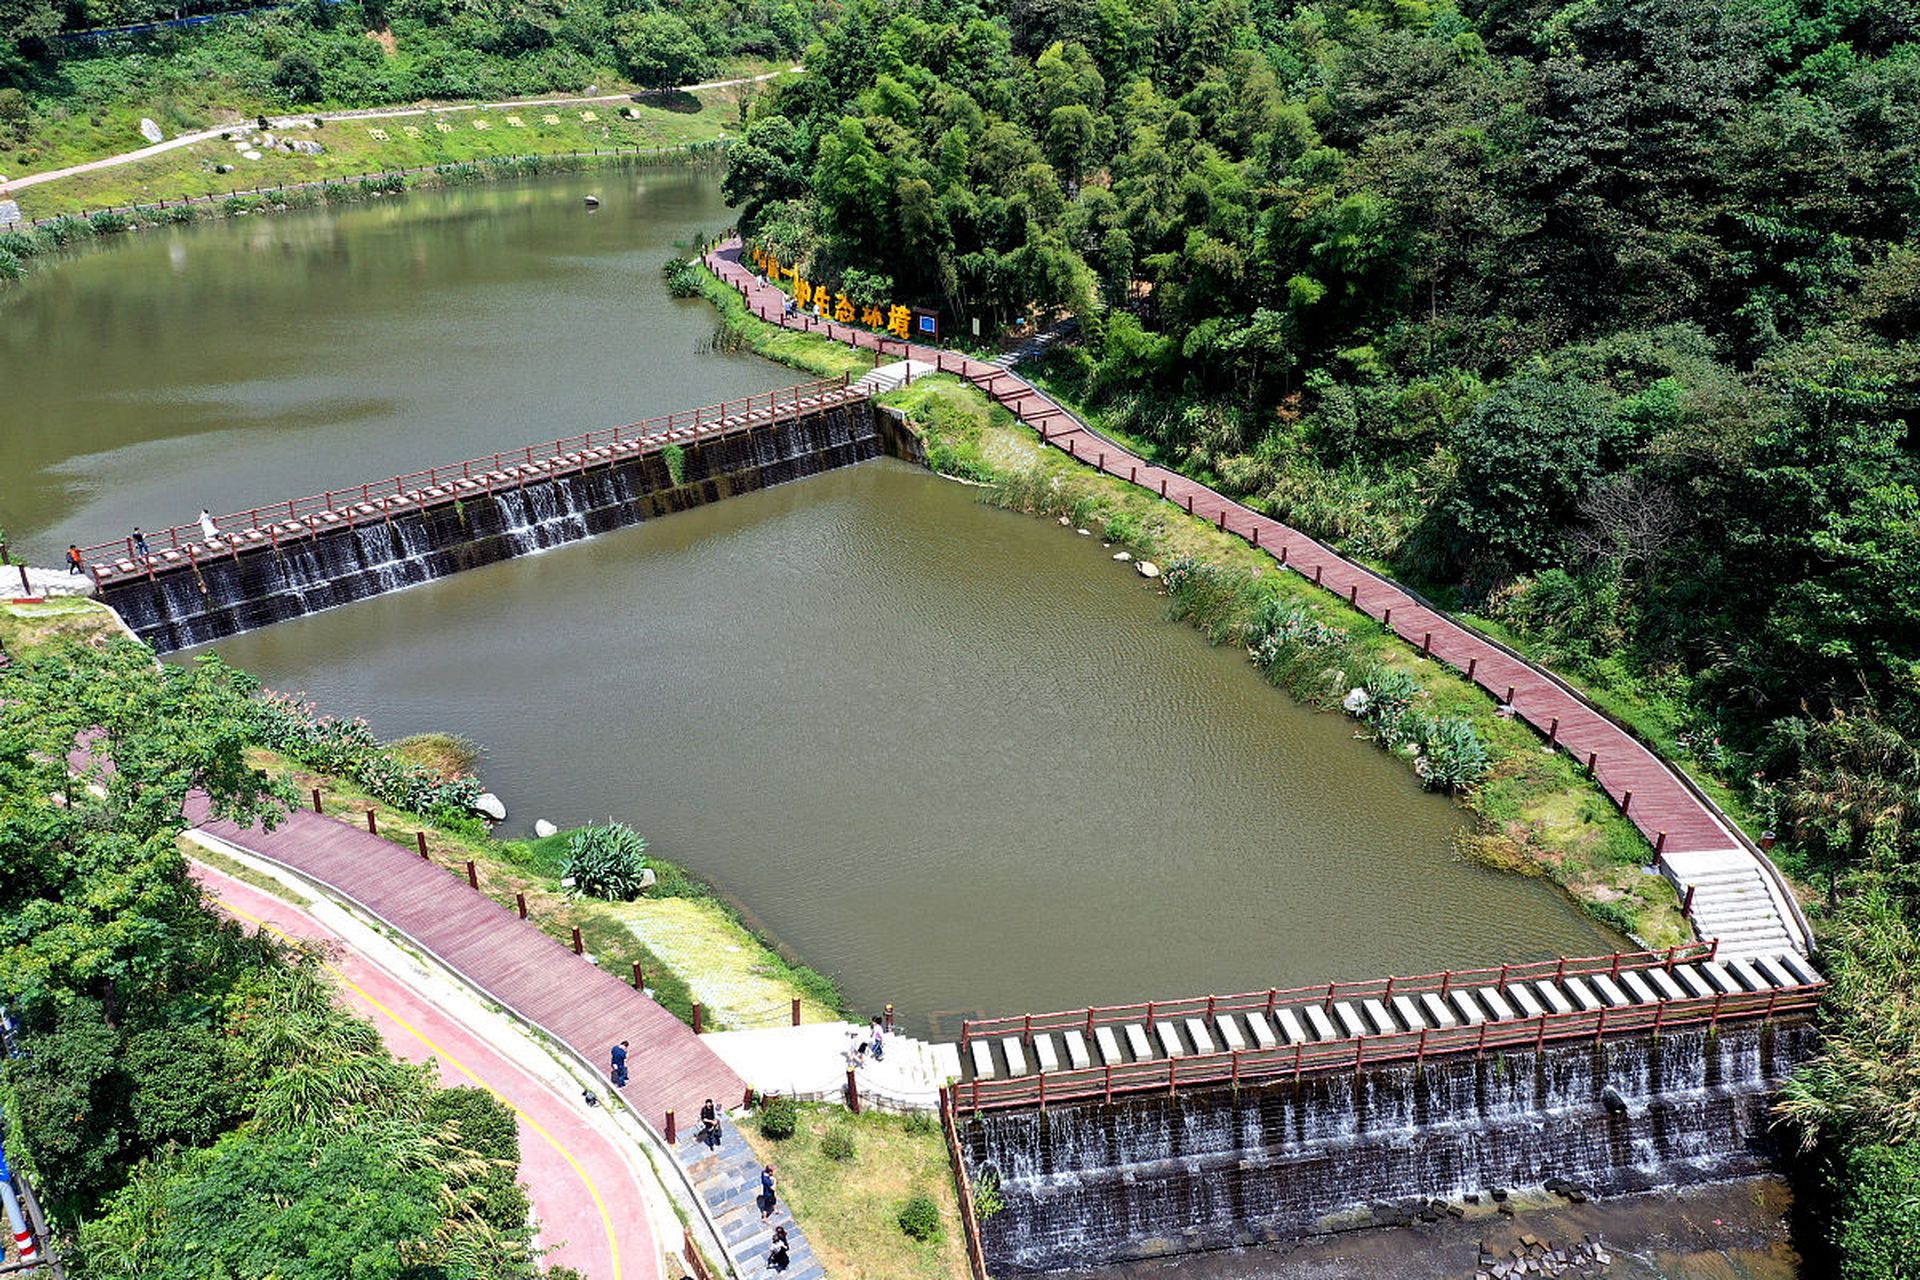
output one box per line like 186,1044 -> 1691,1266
1661,848 -> 1804,960
849,359 -> 936,396
678,1123 -> 825,1280
702,1022 -> 962,1112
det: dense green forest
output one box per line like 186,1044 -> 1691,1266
722,0 -> 1920,1271
0,642 -> 551,1279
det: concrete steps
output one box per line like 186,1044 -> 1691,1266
956,952 -> 1823,1083
1662,848 -> 1803,960
678,1124 -> 824,1280
703,1021 -> 961,1112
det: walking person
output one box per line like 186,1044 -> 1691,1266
759,1163 -> 777,1222
66,545 -> 83,575
609,1040 -> 629,1088
767,1224 -> 790,1271
197,508 -> 221,542
869,1015 -> 885,1062
699,1097 -> 720,1148
131,527 -> 149,558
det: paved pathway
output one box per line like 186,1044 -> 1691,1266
2,69 -> 797,196
678,1125 -> 823,1280
194,861 -> 663,1280
704,239 -> 1813,963
188,795 -> 745,1124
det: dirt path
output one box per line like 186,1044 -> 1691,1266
193,860 -> 666,1280
2,68 -> 797,193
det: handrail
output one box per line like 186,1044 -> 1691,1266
939,1086 -> 990,1280
957,979 -> 1825,1113
959,945 -> 1713,1044
78,377 -> 858,568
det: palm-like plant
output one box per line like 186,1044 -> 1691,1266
563,822 -> 651,901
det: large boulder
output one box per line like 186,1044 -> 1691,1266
139,118 -> 164,144
473,792 -> 507,821
533,818 -> 558,838
1135,560 -> 1160,579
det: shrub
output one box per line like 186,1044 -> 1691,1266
249,687 -> 483,814
901,1109 -> 937,1136
897,1193 -> 941,1241
158,205 -> 199,225
1584,897 -> 1640,937
972,1168 -> 1004,1220
39,215 -> 93,246
756,1095 -> 797,1140
821,1123 -> 856,1162
0,246 -> 22,281
86,210 -> 130,235
562,822 -> 650,901
662,256 -> 703,298
662,443 -> 687,486
1418,715 -> 1492,792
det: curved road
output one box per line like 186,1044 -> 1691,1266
2,69 -> 797,194
193,862 -> 663,1280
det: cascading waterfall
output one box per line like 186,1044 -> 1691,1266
104,401 -> 897,653
963,1021 -> 1816,1273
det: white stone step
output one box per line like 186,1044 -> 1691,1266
1478,987 -> 1516,1021
1750,956 -> 1796,990
1560,977 -> 1603,1012
969,1039 -> 996,1080
1448,989 -> 1486,1026
1362,999 -> 1397,1035
1392,995 -> 1427,1031
1246,1012 -> 1280,1049
1002,1036 -> 1029,1077
1154,1021 -> 1184,1058
1302,1005 -> 1339,1041
1723,958 -> 1769,993
1420,993 -> 1458,1028
1185,1017 -> 1216,1055
1588,974 -> 1631,1008
1063,1030 -> 1091,1070
1332,1001 -> 1368,1038
1696,961 -> 1743,995
1532,981 -> 1573,1016
1641,967 -> 1686,1002
1095,1026 -> 1124,1065
1506,985 -> 1545,1019
1123,1023 -> 1153,1060
1032,1033 -> 1060,1074
1214,1015 -> 1247,1052
1776,952 -> 1823,986
1617,971 -> 1658,1005
1671,965 -> 1716,999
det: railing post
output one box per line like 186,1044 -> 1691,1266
312,787 -> 323,813
571,926 -> 584,955
693,1003 -> 704,1034
517,892 -> 528,919
633,961 -> 645,989
366,808 -> 378,834
466,860 -> 478,889
846,1067 -> 861,1113
792,998 -> 802,1026
416,831 -> 428,859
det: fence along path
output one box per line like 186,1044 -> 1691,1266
186,795 -> 745,1124
703,238 -> 1814,964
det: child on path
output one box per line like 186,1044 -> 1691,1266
767,1225 -> 790,1271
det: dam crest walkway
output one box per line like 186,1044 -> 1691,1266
703,238 -> 1815,968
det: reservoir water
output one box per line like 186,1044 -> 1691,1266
2,167 -> 1615,1026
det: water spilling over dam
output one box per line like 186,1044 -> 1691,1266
92,381 -> 911,653
959,1019 -> 1815,1273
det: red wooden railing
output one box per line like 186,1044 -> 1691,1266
79,376 -> 860,573
955,945 -> 1826,1113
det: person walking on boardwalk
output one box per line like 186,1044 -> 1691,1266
759,1163 -> 777,1222
609,1040 -> 629,1088
66,545 -> 83,575
131,527 -> 149,558
699,1097 -> 720,1148
197,508 -> 221,542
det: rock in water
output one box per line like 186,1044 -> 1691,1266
1112,551 -> 1132,562
1342,687 -> 1372,715
139,117 -> 164,144
473,792 -> 507,821
533,818 -> 558,838
1135,560 -> 1160,578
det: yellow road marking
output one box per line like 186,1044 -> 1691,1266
213,893 -> 626,1280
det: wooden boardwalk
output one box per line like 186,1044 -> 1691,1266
705,240 -> 1813,960
189,797 -> 745,1124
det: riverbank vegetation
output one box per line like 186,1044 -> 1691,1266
743,1102 -> 970,1280
0,639 -> 552,1278
0,0 -> 815,178
724,0 -> 1920,1263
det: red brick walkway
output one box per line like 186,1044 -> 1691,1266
190,796 -> 744,1123
705,239 -> 1812,959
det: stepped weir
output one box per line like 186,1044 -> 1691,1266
81,377 -> 912,654
943,945 -> 1824,1273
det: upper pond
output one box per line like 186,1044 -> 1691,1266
4,168 -> 1615,1026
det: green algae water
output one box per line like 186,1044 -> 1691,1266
3,170 -> 1614,1025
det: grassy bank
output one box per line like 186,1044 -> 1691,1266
11,79 -> 755,220
696,269 -> 1686,948
0,596 -> 127,657
744,1103 -> 971,1280
263,747 -> 847,1030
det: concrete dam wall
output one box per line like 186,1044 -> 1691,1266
960,1020 -> 1816,1273
102,392 -> 907,653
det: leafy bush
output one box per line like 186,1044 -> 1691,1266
897,1192 -> 941,1241
561,822 -> 650,901
248,687 -> 483,815
972,1167 -> 1004,1220
756,1094 -> 797,1140
901,1109 -> 937,1136
1583,897 -> 1641,936
662,443 -> 688,486
39,215 -> 93,246
1416,715 -> 1492,792
662,256 -> 703,298
86,209 -> 130,235
821,1123 -> 856,1162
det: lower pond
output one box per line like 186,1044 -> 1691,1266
5,166 -> 1614,1026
